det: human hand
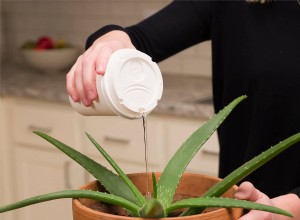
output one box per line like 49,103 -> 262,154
234,181 -> 300,220
66,30 -> 135,106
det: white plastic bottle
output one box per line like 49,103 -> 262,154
69,49 -> 163,119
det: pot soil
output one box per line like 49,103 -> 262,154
72,173 -> 243,220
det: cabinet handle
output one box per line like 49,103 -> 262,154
104,136 -> 130,145
28,124 -> 52,133
64,161 -> 71,189
202,149 -> 219,156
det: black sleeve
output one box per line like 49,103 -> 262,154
85,25 -> 124,50
86,0 -> 213,62
291,187 -> 300,198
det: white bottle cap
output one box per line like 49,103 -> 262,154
70,49 -> 163,119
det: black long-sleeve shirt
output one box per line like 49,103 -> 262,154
86,1 -> 300,198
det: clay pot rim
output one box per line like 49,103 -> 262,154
72,172 -> 241,220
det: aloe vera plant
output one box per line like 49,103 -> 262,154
1,95 -> 299,218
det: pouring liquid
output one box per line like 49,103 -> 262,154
142,114 -> 152,200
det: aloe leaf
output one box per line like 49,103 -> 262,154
33,131 -> 139,205
139,198 -> 165,218
157,95 -> 247,210
183,132 -> 300,216
166,197 -> 293,218
85,132 -> 146,207
0,190 -> 140,216
152,172 -> 158,199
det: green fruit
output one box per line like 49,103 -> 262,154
21,40 -> 36,49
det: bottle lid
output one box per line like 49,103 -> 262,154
98,49 -> 163,119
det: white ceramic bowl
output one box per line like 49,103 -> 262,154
21,48 -> 78,73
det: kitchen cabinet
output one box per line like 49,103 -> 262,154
82,115 -> 165,175
164,117 -> 219,176
4,98 -> 84,220
0,98 -> 16,220
1,97 -> 219,220
13,147 -> 74,220
10,99 -> 78,150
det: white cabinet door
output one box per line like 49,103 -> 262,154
0,98 -> 16,220
81,115 -> 165,173
165,118 -> 219,176
5,98 -> 84,220
13,147 -> 74,220
11,100 -> 76,150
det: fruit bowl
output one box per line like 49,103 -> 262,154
21,48 -> 78,73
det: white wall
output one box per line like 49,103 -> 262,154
1,0 -> 211,77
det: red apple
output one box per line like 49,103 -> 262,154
36,36 -> 54,50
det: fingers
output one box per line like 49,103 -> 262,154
234,181 -> 262,201
81,50 -> 98,102
66,45 -> 108,106
238,210 -> 272,220
74,56 -> 92,107
235,182 -> 274,220
66,57 -> 80,102
92,42 -> 111,75
66,30 -> 135,107
75,45 -> 114,105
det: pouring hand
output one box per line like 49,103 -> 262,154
66,30 -> 135,107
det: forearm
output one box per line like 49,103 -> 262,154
290,187 -> 300,198
86,1 -> 213,62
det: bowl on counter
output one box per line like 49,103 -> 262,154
21,48 -> 78,73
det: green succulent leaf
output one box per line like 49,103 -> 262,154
0,190 -> 140,216
183,132 -> 300,216
204,133 -> 300,197
1,95 -> 297,220
157,95 -> 247,211
33,131 -> 139,205
152,172 -> 158,199
139,198 -> 165,218
167,197 -> 293,218
86,132 -> 146,207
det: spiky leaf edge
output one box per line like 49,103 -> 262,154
0,190 -> 140,216
152,172 -> 158,199
33,131 -> 139,205
157,95 -> 247,212
182,132 -> 300,216
167,197 -> 292,217
86,132 -> 146,207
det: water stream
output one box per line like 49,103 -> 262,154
142,114 -> 152,199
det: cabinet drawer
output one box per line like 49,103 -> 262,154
166,118 -> 219,176
11,101 -> 75,149
82,116 -> 164,167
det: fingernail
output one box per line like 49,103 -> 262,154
96,65 -> 105,75
82,99 -> 91,107
87,91 -> 96,100
71,94 -> 79,102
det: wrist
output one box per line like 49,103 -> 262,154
100,30 -> 135,49
86,24 -> 125,49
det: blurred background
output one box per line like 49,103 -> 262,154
1,0 -> 212,76
0,1 -> 216,220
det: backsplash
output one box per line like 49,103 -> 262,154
1,0 -> 211,77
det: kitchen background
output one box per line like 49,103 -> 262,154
1,0 -> 211,77
0,1 -> 216,220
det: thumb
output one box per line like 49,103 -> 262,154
234,181 -> 263,202
235,182 -> 274,220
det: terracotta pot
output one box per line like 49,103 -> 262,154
73,173 -> 243,220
